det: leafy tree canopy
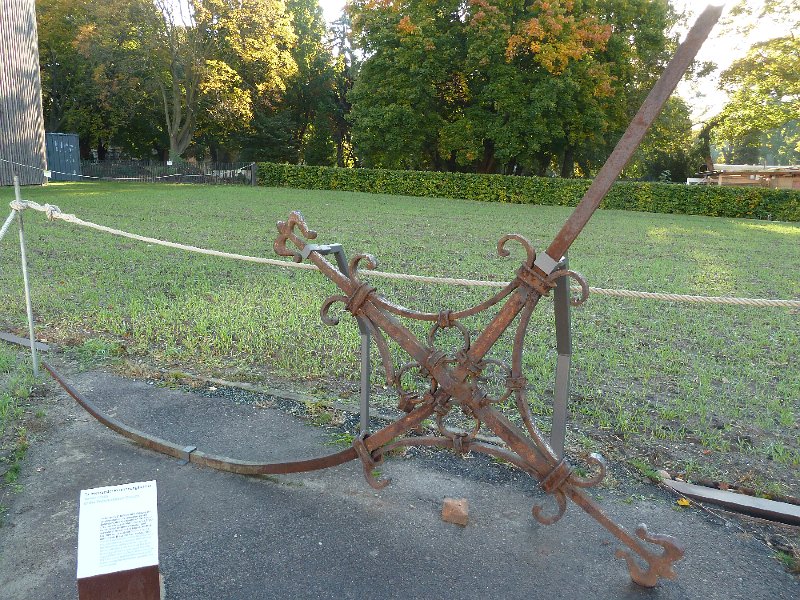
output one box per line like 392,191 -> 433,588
348,0 -> 675,176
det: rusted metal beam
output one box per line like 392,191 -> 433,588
664,479 -> 800,526
542,4 -> 725,270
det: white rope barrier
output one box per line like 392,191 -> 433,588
10,199 -> 800,308
0,210 -> 15,244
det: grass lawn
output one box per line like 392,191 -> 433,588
0,182 -> 797,495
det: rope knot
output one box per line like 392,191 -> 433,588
43,204 -> 62,221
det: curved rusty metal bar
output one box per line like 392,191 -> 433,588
369,280 -> 518,323
41,360 -> 436,477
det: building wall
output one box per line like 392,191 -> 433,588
0,0 -> 47,186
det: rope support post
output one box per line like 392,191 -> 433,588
13,177 -> 39,376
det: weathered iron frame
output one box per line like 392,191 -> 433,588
5,5 -> 724,589
268,7 -> 723,586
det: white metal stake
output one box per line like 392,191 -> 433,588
13,176 -> 39,376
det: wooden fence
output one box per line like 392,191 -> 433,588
0,0 -> 47,186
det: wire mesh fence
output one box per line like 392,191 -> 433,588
77,161 -> 257,185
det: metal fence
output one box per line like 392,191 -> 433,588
78,161 -> 257,185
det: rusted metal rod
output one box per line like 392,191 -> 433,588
542,4 -> 725,270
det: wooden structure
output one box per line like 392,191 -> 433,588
694,164 -> 800,190
0,0 -> 47,186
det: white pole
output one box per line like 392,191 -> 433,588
13,177 -> 39,376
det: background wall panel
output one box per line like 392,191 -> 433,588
0,0 -> 47,186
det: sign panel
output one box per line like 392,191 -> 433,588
77,481 -> 158,580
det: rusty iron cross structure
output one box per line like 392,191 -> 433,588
271,7 -> 724,588
26,5 -> 724,591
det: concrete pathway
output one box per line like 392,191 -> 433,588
1,367 -> 797,599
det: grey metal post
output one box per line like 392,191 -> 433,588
13,177 -> 39,376
304,242 -> 371,436
358,330 -> 371,435
550,253 -> 572,458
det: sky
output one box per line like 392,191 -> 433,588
316,1 -> 790,126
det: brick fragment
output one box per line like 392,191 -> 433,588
441,497 -> 469,526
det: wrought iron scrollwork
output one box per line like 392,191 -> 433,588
276,210 -> 687,587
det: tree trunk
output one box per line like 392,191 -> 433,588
478,139 -> 496,174
560,146 -> 575,178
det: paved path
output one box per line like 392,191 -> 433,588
1,368 -> 797,599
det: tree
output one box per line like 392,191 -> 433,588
68,0 -> 297,160
37,0 -> 168,159
625,96 -> 699,181
706,0 -> 800,165
138,0 -> 299,160
347,0 -> 674,175
714,35 -> 800,163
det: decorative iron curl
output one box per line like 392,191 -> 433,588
615,525 -> 685,588
435,411 -> 480,449
352,433 -> 390,490
476,358 -> 513,405
532,490 -> 568,525
395,363 -> 438,413
426,320 -> 471,353
497,234 -> 536,266
570,453 -> 607,488
274,211 -> 317,262
320,295 -> 349,326
348,253 -> 377,282
547,269 -> 590,306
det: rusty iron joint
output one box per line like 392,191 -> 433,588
541,459 -> 574,494
516,264 -> 556,296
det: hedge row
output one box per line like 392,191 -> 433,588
258,162 -> 800,222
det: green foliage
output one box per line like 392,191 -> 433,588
625,97 -> 701,183
37,0 -> 300,160
347,0 -> 674,176
258,162 -> 800,221
714,2 -> 800,163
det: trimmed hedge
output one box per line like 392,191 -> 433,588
258,162 -> 800,222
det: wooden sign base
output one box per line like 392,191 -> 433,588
78,565 -> 161,600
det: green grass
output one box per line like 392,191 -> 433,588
0,182 -> 797,490
0,344 -> 35,500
